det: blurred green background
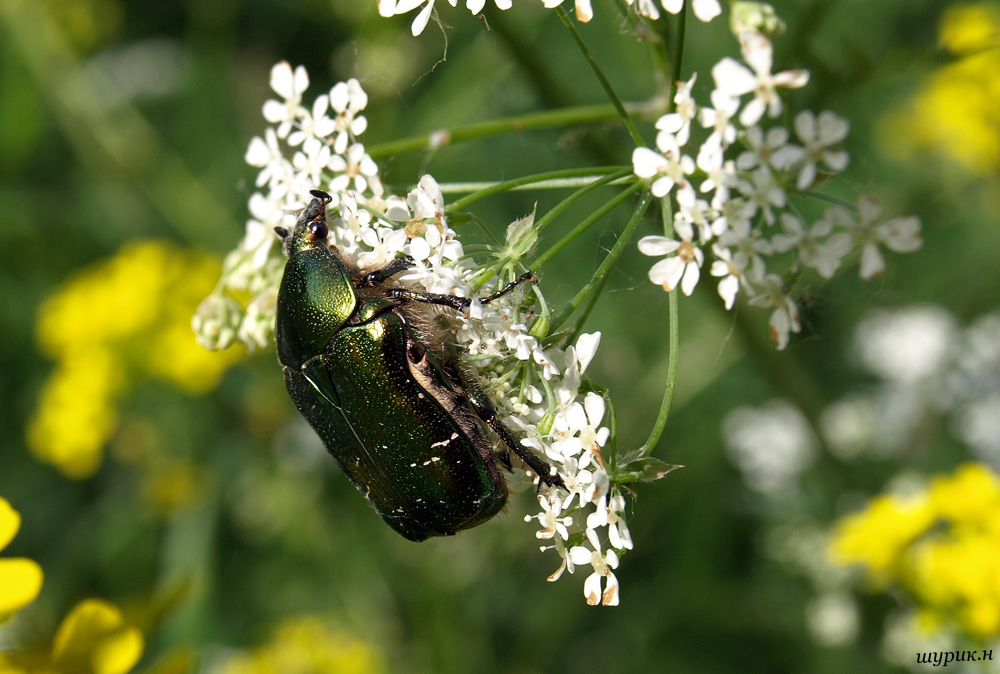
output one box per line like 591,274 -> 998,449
2,0 -> 999,672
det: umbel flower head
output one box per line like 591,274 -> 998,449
194,62 -> 674,605
630,28 -> 921,350
377,0 -> 722,36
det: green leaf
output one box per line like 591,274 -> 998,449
614,457 -> 683,484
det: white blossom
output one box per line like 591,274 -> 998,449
541,0 -> 594,22
262,61 -> 309,138
825,197 -> 922,279
738,165 -> 786,225
771,213 -> 851,278
329,79 -> 369,154
736,126 -> 802,172
658,0 -> 721,22
698,88 -> 741,151
792,110 -> 850,189
632,131 -> 695,200
712,30 -> 809,126
710,243 -> 752,309
569,544 -> 620,606
748,273 -> 800,349
656,74 -> 698,146
638,220 -> 705,296
287,94 -> 335,147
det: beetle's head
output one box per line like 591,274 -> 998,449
276,189 -> 333,257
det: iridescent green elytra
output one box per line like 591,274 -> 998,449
274,190 -> 562,541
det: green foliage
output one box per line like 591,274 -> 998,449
2,0 -> 998,673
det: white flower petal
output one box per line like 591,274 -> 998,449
575,332 -> 601,373
649,256 -> 685,290
637,235 -> 680,257
632,147 -> 668,178
411,0 -> 435,36
859,242 -> 885,279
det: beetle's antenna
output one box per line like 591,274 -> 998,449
274,226 -> 289,239
309,189 -> 333,205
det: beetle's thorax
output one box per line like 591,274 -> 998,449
275,192 -> 361,369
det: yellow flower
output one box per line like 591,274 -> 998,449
877,2 -> 1000,174
829,492 -> 934,580
0,498 -> 43,618
28,241 -> 244,479
0,599 -> 143,674
222,616 -> 383,674
50,599 -> 144,674
27,347 -> 123,480
833,463 -> 1000,641
939,2 -> 1000,54
928,462 -> 1000,525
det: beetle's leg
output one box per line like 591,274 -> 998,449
362,255 -> 415,287
387,271 -> 537,311
475,396 -> 563,488
448,361 -> 564,488
387,287 -> 472,311
479,271 -> 537,305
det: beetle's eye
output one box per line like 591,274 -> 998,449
309,220 -> 329,240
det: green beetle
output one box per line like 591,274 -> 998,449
274,190 -> 562,541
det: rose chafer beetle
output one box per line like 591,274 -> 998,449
274,190 -> 562,541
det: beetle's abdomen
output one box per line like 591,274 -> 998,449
284,310 -> 506,541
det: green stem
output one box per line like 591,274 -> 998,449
555,7 -> 646,148
669,0 -> 688,102
530,181 -> 645,271
534,168 -> 634,233
446,166 -> 628,212
804,190 -> 856,209
549,189 -> 653,334
565,266 -> 613,347
640,196 -> 680,457
438,173 -> 631,194
366,104 -> 658,160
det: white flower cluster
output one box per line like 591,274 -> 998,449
821,306 -> 1000,468
723,399 -> 817,495
632,29 -> 922,349
377,0 -> 721,36
194,61 -> 634,605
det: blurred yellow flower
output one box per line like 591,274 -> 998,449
0,598 -> 143,674
26,347 -> 123,480
877,2 -> 1000,173
50,599 -> 144,674
828,492 -> 934,579
830,463 -> 1000,641
0,498 -> 43,619
28,241 -> 244,479
222,616 -> 383,674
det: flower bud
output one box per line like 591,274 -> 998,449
730,2 -> 786,38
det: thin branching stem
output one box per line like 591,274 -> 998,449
549,189 -> 654,333
555,7 -> 646,148
530,181 -> 645,271
640,196 -> 681,457
366,104 -> 659,160
447,166 -> 629,212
